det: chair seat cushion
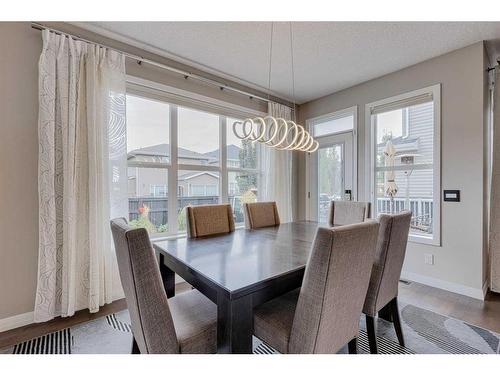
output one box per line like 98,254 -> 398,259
169,289 -> 217,354
253,288 -> 300,354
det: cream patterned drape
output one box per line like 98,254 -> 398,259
35,30 -> 128,322
261,102 -> 294,222
490,67 -> 500,292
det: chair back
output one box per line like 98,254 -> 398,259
243,201 -> 280,229
363,211 -> 412,316
110,218 -> 179,354
289,221 -> 379,353
328,200 -> 371,226
185,204 -> 235,238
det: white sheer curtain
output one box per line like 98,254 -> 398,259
35,30 -> 128,322
490,66 -> 500,292
261,102 -> 294,222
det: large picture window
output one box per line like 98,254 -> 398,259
126,83 -> 262,237
367,85 -> 441,245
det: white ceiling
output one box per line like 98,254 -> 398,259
78,22 -> 500,104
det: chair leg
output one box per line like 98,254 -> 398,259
347,337 -> 357,354
390,297 -> 405,347
131,337 -> 140,354
366,315 -> 378,354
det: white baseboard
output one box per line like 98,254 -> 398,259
0,311 -> 34,333
401,271 -> 485,300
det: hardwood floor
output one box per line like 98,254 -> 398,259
0,281 -> 499,351
399,281 -> 500,333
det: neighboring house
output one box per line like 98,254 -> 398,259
127,143 -> 242,197
204,144 -> 242,168
178,171 -> 219,196
376,101 -> 434,200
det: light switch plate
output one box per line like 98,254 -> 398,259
424,253 -> 434,265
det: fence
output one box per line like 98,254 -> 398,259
129,195 -> 239,227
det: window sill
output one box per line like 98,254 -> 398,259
408,233 -> 440,247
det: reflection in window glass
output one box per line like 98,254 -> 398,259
228,171 -> 258,224
178,106 -> 220,166
177,170 -> 220,232
227,117 -> 257,169
126,95 -> 170,163
313,115 -> 353,137
127,167 -> 168,236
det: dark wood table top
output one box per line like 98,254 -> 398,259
153,221 -> 323,299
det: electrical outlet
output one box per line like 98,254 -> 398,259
424,253 -> 434,265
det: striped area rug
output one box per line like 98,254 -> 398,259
358,330 -> 413,354
253,330 -> 413,354
12,329 -> 72,354
106,314 -> 132,333
4,304 -> 499,354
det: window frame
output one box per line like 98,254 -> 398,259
365,84 -> 441,246
126,76 -> 265,238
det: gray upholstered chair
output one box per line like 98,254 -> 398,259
185,204 -> 235,239
110,218 -> 217,354
253,221 -> 380,354
363,211 -> 412,354
328,200 -> 371,226
243,201 -> 280,229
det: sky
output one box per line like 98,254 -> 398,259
376,109 -> 403,143
126,95 -> 244,154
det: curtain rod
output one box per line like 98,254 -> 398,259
31,22 -> 287,107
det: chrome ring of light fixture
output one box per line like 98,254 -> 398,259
232,117 -> 319,153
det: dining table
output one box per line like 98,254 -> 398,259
153,220 -> 324,354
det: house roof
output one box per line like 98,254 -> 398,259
128,143 -> 212,161
129,143 -> 243,161
177,171 -> 220,181
204,144 -> 241,160
377,136 -> 419,147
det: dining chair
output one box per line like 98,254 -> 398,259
253,221 -> 380,354
328,200 -> 371,226
243,201 -> 280,229
185,203 -> 235,238
363,211 -> 412,354
110,218 -> 217,354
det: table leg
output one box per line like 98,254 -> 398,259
216,293 -> 253,354
157,252 -> 175,298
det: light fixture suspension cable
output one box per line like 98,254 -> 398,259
289,22 -> 297,122
267,22 -> 274,99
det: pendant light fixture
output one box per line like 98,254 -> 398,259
232,23 -> 318,153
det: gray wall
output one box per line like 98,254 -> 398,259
298,42 -> 488,294
0,23 -> 41,321
0,22 -> 273,321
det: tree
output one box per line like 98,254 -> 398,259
237,139 -> 257,195
318,147 -> 342,199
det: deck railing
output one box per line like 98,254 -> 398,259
376,197 -> 433,233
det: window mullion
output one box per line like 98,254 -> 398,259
221,116 -> 228,204
168,105 -> 178,235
